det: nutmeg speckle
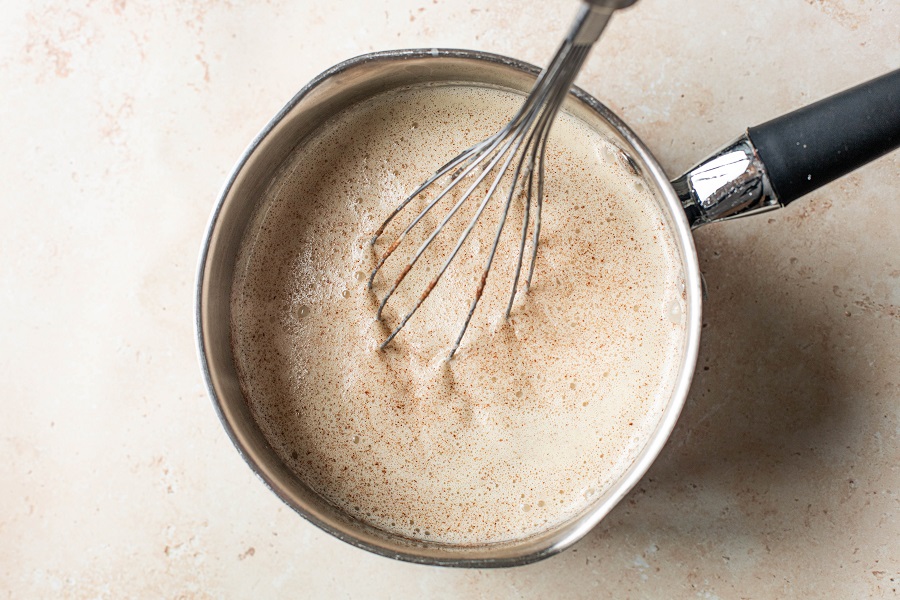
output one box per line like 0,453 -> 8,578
230,84 -> 686,545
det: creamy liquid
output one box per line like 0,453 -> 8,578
231,84 -> 686,545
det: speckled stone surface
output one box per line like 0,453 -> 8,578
1,0 -> 898,597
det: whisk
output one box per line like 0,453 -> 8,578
368,0 -> 638,358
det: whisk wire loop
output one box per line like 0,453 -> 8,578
367,2 -> 623,357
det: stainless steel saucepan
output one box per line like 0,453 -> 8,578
195,49 -> 900,567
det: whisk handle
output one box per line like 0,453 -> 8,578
571,0 -> 637,45
584,0 -> 639,9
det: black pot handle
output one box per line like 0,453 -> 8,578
675,68 -> 900,226
747,68 -> 900,205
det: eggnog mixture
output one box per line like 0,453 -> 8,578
231,84 -> 686,545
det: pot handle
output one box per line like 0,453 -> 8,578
748,68 -> 900,205
674,68 -> 900,227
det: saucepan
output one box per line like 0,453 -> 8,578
195,49 -> 899,567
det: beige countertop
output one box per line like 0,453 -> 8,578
2,0 -> 898,597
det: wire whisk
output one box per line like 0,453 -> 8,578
368,0 -> 637,358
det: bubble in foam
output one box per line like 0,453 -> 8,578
601,143 -> 615,162
667,299 -> 682,323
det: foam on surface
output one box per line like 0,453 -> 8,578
231,84 -> 686,545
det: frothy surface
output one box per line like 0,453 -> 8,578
231,84 -> 686,545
